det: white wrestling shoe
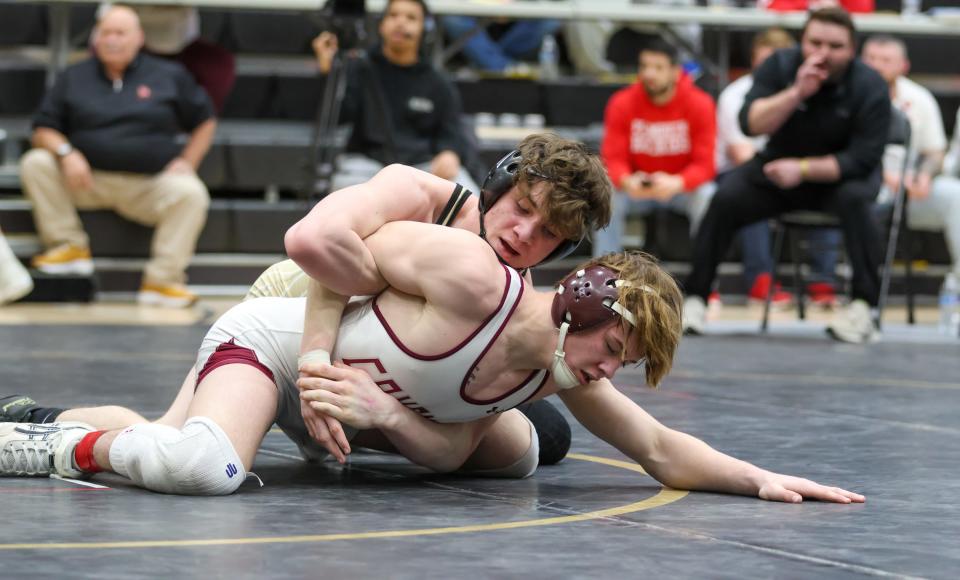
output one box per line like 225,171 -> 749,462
0,421 -> 93,478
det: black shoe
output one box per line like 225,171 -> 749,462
516,399 -> 571,465
0,395 -> 42,422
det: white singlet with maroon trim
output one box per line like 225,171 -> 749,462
197,264 -> 548,430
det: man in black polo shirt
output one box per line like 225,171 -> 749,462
19,5 -> 215,308
311,0 -> 478,192
682,7 -> 890,344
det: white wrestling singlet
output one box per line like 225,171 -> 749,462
196,264 -> 548,457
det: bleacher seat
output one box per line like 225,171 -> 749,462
272,76 -> 323,121
456,79 -> 542,116
542,81 -> 619,127
229,12 -> 319,55
0,5 -> 47,46
198,9 -> 229,46
0,69 -> 45,115
221,75 -> 276,118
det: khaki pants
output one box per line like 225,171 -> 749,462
20,149 -> 210,285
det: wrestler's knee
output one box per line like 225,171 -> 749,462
109,417 -> 247,496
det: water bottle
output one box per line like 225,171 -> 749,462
539,34 -> 559,81
937,273 -> 960,335
902,0 -> 921,17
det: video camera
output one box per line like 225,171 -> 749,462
319,0 -> 368,51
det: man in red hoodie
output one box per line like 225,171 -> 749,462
593,38 -> 717,257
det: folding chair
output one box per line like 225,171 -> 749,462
761,106 -> 913,332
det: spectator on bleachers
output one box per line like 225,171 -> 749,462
0,226 -> 32,305
592,38 -> 716,257
564,0 -> 703,78
125,5 -> 236,114
760,0 -> 874,12
683,8 -> 890,343
716,27 -> 839,308
20,5 -> 214,308
863,35 -> 960,283
313,0 -> 478,192
442,17 -> 561,74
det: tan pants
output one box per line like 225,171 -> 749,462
20,149 -> 210,285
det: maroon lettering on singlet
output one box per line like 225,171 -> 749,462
341,358 -> 434,420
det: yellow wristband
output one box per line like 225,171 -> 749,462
799,158 -> 810,179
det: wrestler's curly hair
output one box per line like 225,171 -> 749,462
514,133 -> 612,242
578,251 -> 683,388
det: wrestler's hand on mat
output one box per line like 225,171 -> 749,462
298,362 -> 402,431
298,365 -> 353,463
756,471 -> 865,504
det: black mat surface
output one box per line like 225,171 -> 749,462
1,324 -> 957,579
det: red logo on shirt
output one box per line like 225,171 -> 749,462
136,84 -> 152,100
630,119 -> 691,156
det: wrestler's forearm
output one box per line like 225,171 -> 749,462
300,279 -> 349,355
638,427 -> 765,496
379,410 -> 489,473
562,381 -> 765,497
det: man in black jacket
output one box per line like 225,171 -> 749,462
312,0 -> 479,192
20,5 -> 215,308
682,7 -> 890,344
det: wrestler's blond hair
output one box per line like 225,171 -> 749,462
579,251 -> 683,387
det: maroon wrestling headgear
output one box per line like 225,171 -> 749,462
551,265 -> 638,332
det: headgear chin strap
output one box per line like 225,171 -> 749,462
479,150 -> 581,264
549,266 -> 643,390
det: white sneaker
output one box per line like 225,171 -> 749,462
0,421 -> 93,478
826,299 -> 879,344
0,244 -> 33,305
0,263 -> 33,305
682,296 -> 707,335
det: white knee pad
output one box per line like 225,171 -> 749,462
463,417 -> 540,479
109,417 -> 247,496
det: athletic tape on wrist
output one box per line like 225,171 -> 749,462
298,349 -> 332,370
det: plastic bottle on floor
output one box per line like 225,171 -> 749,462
539,34 -> 559,81
937,272 -> 960,335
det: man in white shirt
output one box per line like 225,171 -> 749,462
715,28 -> 838,307
863,35 -> 960,280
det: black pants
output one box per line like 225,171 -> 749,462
684,159 -> 884,306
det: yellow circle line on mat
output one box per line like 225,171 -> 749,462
0,453 -> 687,551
